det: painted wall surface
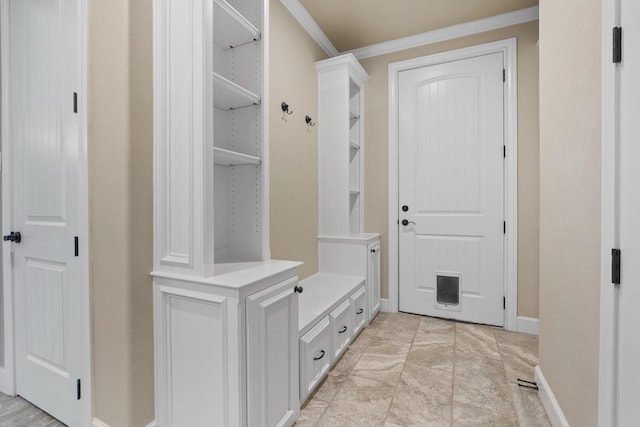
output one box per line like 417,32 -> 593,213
538,0 -> 601,425
359,21 -> 541,318
89,0 -> 155,425
269,0 -> 328,279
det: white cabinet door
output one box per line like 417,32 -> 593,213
350,286 -> 366,336
329,299 -> 352,362
299,317 -> 331,402
367,241 -> 381,321
247,277 -> 300,427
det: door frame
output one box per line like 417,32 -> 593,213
598,0 -> 620,425
0,1 -> 92,424
387,38 -> 519,331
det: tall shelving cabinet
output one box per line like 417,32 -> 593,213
153,0 -> 301,425
316,54 -> 381,322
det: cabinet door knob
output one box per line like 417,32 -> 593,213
370,248 -> 376,253
313,350 -> 325,361
338,326 -> 348,334
294,285 -> 303,294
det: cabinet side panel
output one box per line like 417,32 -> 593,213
165,294 -> 227,426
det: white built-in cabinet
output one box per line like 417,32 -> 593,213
152,0 -> 300,426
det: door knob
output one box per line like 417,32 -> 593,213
402,205 -> 409,212
3,231 -> 21,243
294,285 -> 303,294
401,219 -> 416,226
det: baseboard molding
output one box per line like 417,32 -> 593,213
92,418 -> 156,427
516,316 -> 539,335
535,366 -> 570,427
380,298 -> 389,312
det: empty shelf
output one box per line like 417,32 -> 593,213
214,147 -> 261,166
213,72 -> 260,110
213,0 -> 260,49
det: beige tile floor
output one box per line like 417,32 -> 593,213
295,312 -> 551,427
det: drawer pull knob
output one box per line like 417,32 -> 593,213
313,350 -> 325,361
338,326 -> 348,334
356,308 -> 364,315
294,285 -> 304,294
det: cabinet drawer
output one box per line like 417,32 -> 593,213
299,316 -> 331,402
350,286 -> 366,337
330,299 -> 352,362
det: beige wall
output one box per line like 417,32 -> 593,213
269,0 -> 328,279
359,21 -> 541,318
89,0 -> 154,425
538,0 -> 601,425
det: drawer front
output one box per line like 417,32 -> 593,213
330,299 -> 353,362
299,316 -> 331,402
350,285 -> 366,337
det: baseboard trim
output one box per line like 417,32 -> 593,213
380,298 -> 390,312
535,366 -> 570,427
516,316 -> 539,335
92,418 -> 156,427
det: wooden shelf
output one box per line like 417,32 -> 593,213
212,0 -> 260,49
214,147 -> 261,166
213,72 -> 260,110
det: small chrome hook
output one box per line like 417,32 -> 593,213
281,102 -> 293,121
305,115 -> 316,130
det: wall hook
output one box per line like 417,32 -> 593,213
305,115 -> 316,129
281,102 -> 293,121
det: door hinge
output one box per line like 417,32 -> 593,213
612,248 -> 621,284
77,379 -> 81,400
74,236 -> 79,256
503,296 -> 506,310
503,221 -> 506,234
613,27 -> 622,64
73,92 -> 78,113
503,68 -> 506,82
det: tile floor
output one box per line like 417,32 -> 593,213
0,393 -> 64,427
295,312 -> 551,427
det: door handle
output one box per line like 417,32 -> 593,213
338,326 -> 348,334
313,350 -> 325,361
401,219 -> 416,226
294,285 -> 304,294
3,231 -> 21,243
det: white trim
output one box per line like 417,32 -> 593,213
379,298 -> 389,313
387,39 -> 519,331
598,0 -> 619,426
92,418 -> 111,427
0,2 -> 92,424
346,6 -> 538,60
535,366 -> 571,427
0,0 -> 15,396
516,316 -> 539,335
278,0 -> 338,57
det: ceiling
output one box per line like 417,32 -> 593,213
298,0 -> 539,52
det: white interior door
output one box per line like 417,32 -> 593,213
617,0 -> 640,423
398,53 -> 505,326
6,0 -> 84,424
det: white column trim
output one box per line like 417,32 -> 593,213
387,38 -> 518,331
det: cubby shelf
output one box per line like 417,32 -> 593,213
213,147 -> 261,166
213,72 -> 260,110
212,0 -> 260,49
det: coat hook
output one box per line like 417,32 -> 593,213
305,115 -> 316,129
281,102 -> 293,121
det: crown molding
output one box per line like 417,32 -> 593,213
345,6 -> 539,59
279,0 -> 339,57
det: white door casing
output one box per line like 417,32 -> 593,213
600,0 -> 640,425
388,39 -> 518,330
397,52 -> 505,326
1,0 -> 90,425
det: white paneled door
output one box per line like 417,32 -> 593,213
617,0 -> 640,423
398,53 -> 505,326
7,0 -> 84,424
